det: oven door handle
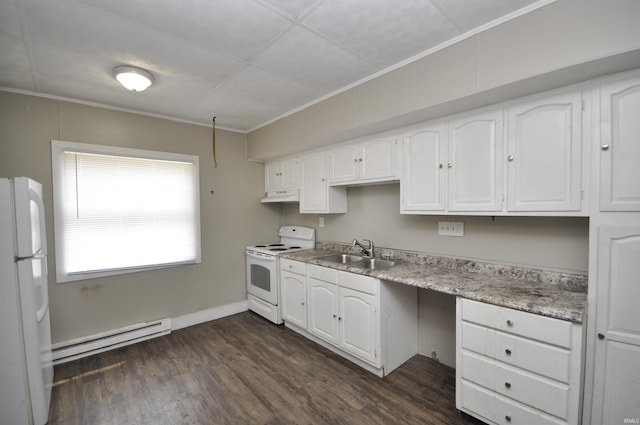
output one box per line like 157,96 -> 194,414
246,251 -> 276,261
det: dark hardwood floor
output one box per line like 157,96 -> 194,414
49,312 -> 484,425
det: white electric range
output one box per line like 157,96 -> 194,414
246,226 -> 315,324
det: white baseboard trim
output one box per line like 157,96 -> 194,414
52,300 -> 248,365
171,300 -> 248,331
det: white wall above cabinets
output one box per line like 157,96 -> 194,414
265,156 -> 299,192
299,150 -> 347,214
401,84 -> 589,216
327,135 -> 400,186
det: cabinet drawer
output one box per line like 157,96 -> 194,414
338,271 -> 378,295
461,350 -> 569,419
461,322 -> 571,383
460,380 -> 564,425
461,299 -> 572,348
281,259 -> 306,275
308,264 -> 338,283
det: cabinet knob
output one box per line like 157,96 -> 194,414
598,333 -> 605,340
289,264 -> 293,268
301,301 -> 305,306
505,415 -> 512,422
505,348 -> 512,355
321,178 -> 325,182
447,162 -> 453,168
359,158 -> 363,162
507,155 -> 514,161
506,319 -> 513,327
354,158 -> 358,163
338,316 -> 342,321
601,144 -> 610,150
333,314 -> 337,318
439,163 -> 443,169
505,382 -> 511,389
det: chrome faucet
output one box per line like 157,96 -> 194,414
352,238 -> 375,258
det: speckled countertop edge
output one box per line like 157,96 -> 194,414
281,246 -> 587,324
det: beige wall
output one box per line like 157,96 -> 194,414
0,91 -> 282,343
247,0 -> 640,160
283,185 -> 589,366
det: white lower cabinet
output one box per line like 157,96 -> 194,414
280,259 -> 307,329
288,263 -> 417,377
456,298 -> 583,425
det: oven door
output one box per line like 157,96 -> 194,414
246,250 -> 278,305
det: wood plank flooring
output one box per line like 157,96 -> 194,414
49,312 -> 484,425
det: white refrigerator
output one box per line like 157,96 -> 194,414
0,177 -> 53,425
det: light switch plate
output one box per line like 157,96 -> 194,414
438,221 -> 464,237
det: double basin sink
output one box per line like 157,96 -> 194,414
319,253 -> 395,270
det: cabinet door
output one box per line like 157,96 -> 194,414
448,109 -> 503,211
299,152 -> 327,213
281,270 -> 306,329
401,123 -> 447,212
264,160 -> 282,192
589,226 -> 640,424
307,277 -> 339,345
327,144 -> 359,184
599,75 -> 640,211
360,137 -> 398,181
280,157 -> 299,189
339,287 -> 377,365
507,89 -> 583,212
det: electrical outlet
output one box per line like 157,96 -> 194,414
438,221 -> 464,237
319,216 -> 325,228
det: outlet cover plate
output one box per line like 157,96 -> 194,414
438,221 -> 464,237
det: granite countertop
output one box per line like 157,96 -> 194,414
281,246 -> 588,324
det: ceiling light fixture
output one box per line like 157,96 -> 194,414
113,65 -> 154,92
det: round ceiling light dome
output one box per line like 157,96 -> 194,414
113,65 -> 154,92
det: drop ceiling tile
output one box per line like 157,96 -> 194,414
303,0 -> 460,68
259,0 -> 321,19
435,0 -> 539,31
0,0 -> 23,39
253,25 -> 378,93
0,35 -> 34,90
73,0 -> 292,60
21,0 -> 245,87
30,41 -> 223,125
216,64 -> 321,110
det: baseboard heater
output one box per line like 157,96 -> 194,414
52,318 -> 171,365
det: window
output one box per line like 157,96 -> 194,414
51,140 -> 201,283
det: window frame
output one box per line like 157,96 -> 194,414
51,140 -> 201,283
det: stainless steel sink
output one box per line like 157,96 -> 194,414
320,253 -> 364,264
360,258 -> 395,270
319,253 -> 395,270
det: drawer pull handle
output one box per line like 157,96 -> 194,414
598,333 -> 605,340
505,382 -> 511,389
506,319 -> 513,327
505,348 -> 512,356
505,415 -> 512,422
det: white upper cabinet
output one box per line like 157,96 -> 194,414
506,88 -> 584,213
401,109 -> 503,214
328,135 -> 399,185
448,109 -> 503,212
265,156 -> 299,192
299,151 -> 347,214
400,122 -> 447,212
599,73 -> 640,211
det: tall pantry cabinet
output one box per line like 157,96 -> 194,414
583,69 -> 640,425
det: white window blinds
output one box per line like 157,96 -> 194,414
51,140 -> 201,283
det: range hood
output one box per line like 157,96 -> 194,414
261,189 -> 299,203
